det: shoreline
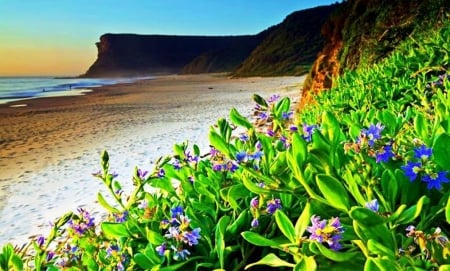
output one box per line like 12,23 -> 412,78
0,73 -> 305,246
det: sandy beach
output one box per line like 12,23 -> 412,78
0,73 -> 305,246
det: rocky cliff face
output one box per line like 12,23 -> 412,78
300,0 -> 450,108
81,34 -> 265,77
232,4 -> 339,77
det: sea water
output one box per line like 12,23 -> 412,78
0,76 -> 151,104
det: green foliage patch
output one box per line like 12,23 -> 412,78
2,14 -> 450,271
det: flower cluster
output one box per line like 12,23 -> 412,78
404,225 -> 450,258
307,215 -> 344,251
249,197 -> 282,228
401,145 -> 449,190
345,122 -> 395,163
67,208 -> 95,237
209,147 -> 239,173
156,206 -> 201,261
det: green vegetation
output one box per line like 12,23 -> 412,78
232,4 -> 338,77
1,11 -> 450,271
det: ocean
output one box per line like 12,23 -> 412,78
0,76 -> 151,104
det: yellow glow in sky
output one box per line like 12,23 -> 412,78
0,45 -> 96,77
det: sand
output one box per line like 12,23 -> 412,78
0,73 -> 305,246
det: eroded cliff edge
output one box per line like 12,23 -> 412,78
80,34 -> 266,77
300,0 -> 450,108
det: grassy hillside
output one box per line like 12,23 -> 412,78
232,4 -> 339,77
302,0 -> 450,107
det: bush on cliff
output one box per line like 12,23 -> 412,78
1,15 -> 450,271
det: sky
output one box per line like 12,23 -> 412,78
0,0 -> 339,76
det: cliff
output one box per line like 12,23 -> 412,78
232,4 -> 339,77
81,34 -> 265,77
300,0 -> 450,108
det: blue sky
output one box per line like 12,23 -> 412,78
0,0 -> 339,76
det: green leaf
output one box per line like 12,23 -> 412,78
245,253 -> 295,270
253,94 -> 268,108
312,243 -> 361,262
295,202 -> 312,238
146,229 -> 165,245
316,174 -> 351,212
364,258 -> 381,271
414,113 -> 428,140
294,256 -> 317,271
433,133 -> 450,170
97,192 -> 119,213
227,211 -> 250,236
230,107 -> 252,129
439,265 -> 450,271
367,239 -> 395,259
101,222 -> 131,239
274,210 -> 296,243
209,129 -> 231,157
215,216 -> 230,269
446,196 -> 450,224
241,231 -> 280,247
134,253 -> 153,269
381,170 -> 398,209
10,254 -> 23,270
349,207 -> 385,227
395,195 -> 429,225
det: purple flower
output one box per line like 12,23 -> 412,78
256,141 -> 262,150
280,135 -> 290,148
236,151 -> 248,163
106,244 -> 120,257
137,168 -> 148,179
267,129 -> 275,137
359,123 -> 384,147
156,243 -> 166,257
37,236 -> 45,247
46,251 -> 55,262
414,145 -> 432,161
165,226 -> 182,241
289,125 -> 298,132
250,151 -> 263,160
401,161 -> 422,182
172,159 -> 182,170
251,218 -> 259,228
282,111 -> 293,120
182,228 -> 201,246
212,164 -> 224,171
171,206 -> 184,218
239,133 -> 249,142
422,171 -> 450,190
172,246 -> 190,261
302,124 -> 318,142
266,198 -> 282,214
250,197 -> 259,209
157,168 -> 165,178
268,94 -> 280,103
210,147 -> 220,157
365,199 -> 379,212
226,161 -> 239,173
307,215 -> 344,251
258,112 -> 269,120
114,211 -> 128,223
376,145 -> 394,163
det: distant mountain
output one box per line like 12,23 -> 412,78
300,0 -> 450,107
80,34 -> 267,77
80,4 -> 338,78
232,4 -> 339,77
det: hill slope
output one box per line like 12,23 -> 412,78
232,4 -> 339,77
300,0 -> 450,108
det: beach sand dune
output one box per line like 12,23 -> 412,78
0,73 -> 305,246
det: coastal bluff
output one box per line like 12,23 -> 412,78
80,33 -> 267,77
